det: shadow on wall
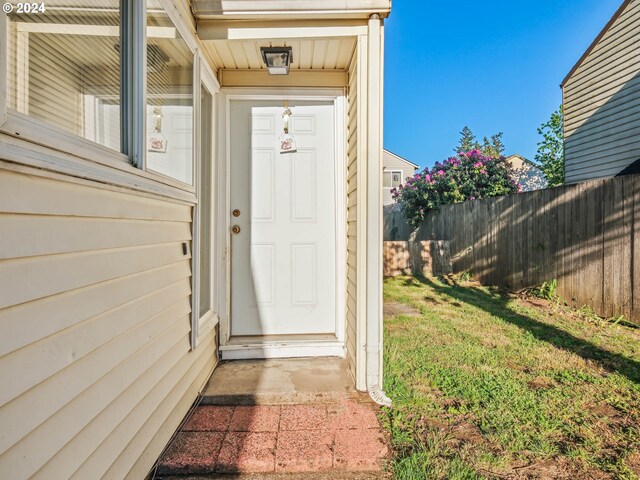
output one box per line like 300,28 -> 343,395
565,69 -> 640,183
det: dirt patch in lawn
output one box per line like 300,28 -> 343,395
383,302 -> 421,318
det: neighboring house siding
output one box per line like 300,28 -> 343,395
346,51 -> 358,384
382,151 -> 419,205
0,166 -> 217,479
506,155 -> 547,191
563,0 -> 640,184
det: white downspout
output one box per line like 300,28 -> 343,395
365,14 -> 391,407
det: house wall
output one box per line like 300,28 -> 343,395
563,0 -> 640,184
506,156 -> 547,192
346,48 -> 359,384
0,164 -> 217,479
382,151 -> 418,205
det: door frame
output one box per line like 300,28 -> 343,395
216,88 -> 347,358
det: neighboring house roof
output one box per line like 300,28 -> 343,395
505,154 -> 540,169
383,149 -> 420,169
561,0 -> 633,87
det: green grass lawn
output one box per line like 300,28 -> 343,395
382,276 -> 640,480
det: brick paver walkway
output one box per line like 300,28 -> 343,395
157,396 -> 389,476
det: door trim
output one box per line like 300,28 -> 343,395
220,341 -> 345,360
216,88 -> 347,356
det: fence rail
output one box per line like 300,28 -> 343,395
383,174 -> 640,324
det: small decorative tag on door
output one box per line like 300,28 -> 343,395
279,102 -> 297,154
279,131 -> 297,154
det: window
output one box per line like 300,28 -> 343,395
191,70 -> 217,347
3,1 -> 218,349
198,83 -> 213,318
383,170 -> 403,188
145,5 -> 194,184
5,1 -> 122,151
3,0 -> 199,187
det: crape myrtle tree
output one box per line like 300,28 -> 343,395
392,150 -> 520,227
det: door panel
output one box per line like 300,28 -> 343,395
230,101 -> 336,337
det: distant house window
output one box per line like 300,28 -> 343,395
5,0 -> 122,151
383,170 -> 403,188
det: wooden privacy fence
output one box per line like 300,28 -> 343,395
383,240 -> 452,277
383,174 -> 640,324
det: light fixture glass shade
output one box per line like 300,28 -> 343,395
261,47 -> 293,75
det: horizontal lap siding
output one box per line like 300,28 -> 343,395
346,55 -> 358,383
563,0 -> 640,184
0,168 -> 217,479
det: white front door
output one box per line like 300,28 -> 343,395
230,100 -> 337,338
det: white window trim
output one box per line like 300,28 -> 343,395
383,169 -> 403,188
191,55 -> 220,349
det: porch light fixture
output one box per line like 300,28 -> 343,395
261,46 -> 293,75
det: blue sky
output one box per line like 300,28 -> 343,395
383,0 -> 622,170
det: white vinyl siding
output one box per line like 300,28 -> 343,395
346,49 -> 359,385
0,166 -> 217,479
563,0 -> 640,183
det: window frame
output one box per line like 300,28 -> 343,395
191,55 -> 219,348
0,4 -> 131,166
383,169 -> 403,188
0,0 -> 200,193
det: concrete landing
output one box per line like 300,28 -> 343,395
201,358 -> 357,405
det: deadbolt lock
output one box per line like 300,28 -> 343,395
232,209 -> 241,217
232,225 -> 241,234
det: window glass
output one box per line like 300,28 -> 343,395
392,171 -> 403,187
146,6 -> 193,184
198,84 -> 213,317
6,1 -> 121,150
383,171 -> 403,187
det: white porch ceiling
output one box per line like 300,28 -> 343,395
202,37 -> 356,71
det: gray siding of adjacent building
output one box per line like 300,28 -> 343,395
383,150 -> 419,206
563,0 -> 640,184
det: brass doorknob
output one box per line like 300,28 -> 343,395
232,225 -> 241,234
232,209 -> 241,217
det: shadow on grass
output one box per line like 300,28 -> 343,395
409,276 -> 640,386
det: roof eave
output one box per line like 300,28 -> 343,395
192,0 -> 392,20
